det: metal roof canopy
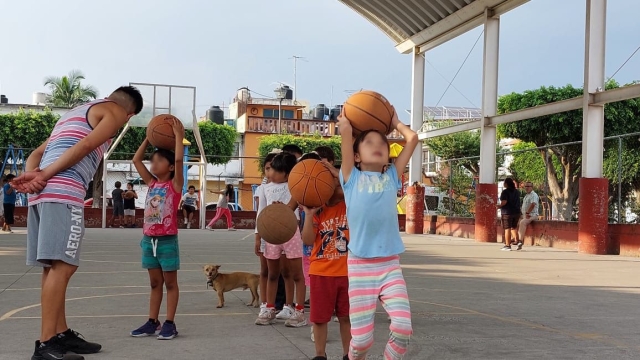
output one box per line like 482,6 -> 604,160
339,0 -> 528,54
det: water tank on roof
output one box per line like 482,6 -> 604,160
32,92 -> 48,105
0,95 -> 8,104
313,104 -> 329,120
330,105 -> 343,121
282,85 -> 293,100
206,106 -> 225,124
236,87 -> 251,102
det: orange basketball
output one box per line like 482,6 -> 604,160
288,159 -> 336,208
343,90 -> 394,137
257,203 -> 299,245
146,114 -> 184,150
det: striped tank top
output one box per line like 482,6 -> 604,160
29,99 -> 113,207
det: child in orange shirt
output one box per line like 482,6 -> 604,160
301,163 -> 350,360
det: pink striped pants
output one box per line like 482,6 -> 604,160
347,254 -> 412,360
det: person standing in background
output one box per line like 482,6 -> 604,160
3,174 -> 16,233
517,182 -> 539,250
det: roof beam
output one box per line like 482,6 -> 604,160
418,83 -> 640,140
396,0 -> 529,54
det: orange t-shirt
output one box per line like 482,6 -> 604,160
309,201 -> 349,277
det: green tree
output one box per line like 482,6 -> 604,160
425,128 -> 480,177
0,110 -> 59,154
507,141 -> 562,187
257,134 -> 341,172
497,80 -> 640,221
44,70 -> 98,108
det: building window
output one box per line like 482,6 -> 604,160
232,142 -> 240,157
422,148 -> 439,174
263,109 -> 294,119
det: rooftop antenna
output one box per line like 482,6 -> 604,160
289,55 -> 308,104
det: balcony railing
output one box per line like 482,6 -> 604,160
247,117 -> 335,136
245,116 -> 404,140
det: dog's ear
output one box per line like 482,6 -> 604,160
215,265 -> 221,270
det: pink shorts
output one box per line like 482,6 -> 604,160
302,254 -> 311,286
263,228 -> 303,260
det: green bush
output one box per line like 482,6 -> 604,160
257,134 -> 341,172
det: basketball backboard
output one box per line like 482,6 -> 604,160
128,83 -> 197,129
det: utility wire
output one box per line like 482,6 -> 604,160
426,60 -> 479,108
607,44 -> 640,81
435,29 -> 484,108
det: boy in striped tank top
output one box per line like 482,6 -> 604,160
129,119 -> 184,340
337,107 -> 419,360
13,86 -> 143,360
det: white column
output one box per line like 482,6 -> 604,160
409,47 -> 425,184
582,0 -> 607,178
479,11 -> 500,184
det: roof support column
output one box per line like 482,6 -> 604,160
579,0 -> 609,255
475,10 -> 500,243
409,47 -> 425,185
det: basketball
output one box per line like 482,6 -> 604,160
257,203 -> 298,245
146,114 -> 184,150
124,191 -> 135,200
288,159 -> 336,208
343,90 -> 394,137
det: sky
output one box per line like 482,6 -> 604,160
1,0 -> 639,120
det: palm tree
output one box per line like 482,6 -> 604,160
44,70 -> 99,108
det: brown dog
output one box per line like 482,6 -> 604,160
203,264 -> 260,308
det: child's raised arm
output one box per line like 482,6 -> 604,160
390,107 -> 419,179
337,108 -> 355,183
172,119 -> 185,193
132,139 -> 155,185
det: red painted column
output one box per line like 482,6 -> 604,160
475,183 -> 498,242
405,184 -> 425,234
578,178 -> 609,254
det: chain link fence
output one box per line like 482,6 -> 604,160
423,132 -> 640,223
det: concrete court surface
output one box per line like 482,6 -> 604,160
2,229 -> 640,360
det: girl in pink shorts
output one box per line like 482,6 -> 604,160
254,152 -> 307,328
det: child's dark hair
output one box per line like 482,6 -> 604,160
352,129 -> 390,170
188,185 -> 195,190
282,144 -> 303,157
4,174 -> 15,182
299,152 -> 321,161
115,181 -> 122,188
225,184 -> 235,200
260,152 -> 279,175
152,148 -> 176,178
314,146 -> 336,163
270,152 -> 297,175
127,182 -> 134,188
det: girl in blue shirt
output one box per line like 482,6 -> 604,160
338,105 -> 419,360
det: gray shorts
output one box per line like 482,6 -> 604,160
113,201 -> 124,216
27,203 -> 85,267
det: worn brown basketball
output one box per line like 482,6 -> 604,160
123,191 -> 135,200
146,114 -> 184,150
343,90 -> 394,137
288,159 -> 336,208
257,203 -> 299,245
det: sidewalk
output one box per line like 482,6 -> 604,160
1,229 -> 640,359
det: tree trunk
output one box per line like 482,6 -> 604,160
543,148 -> 580,221
92,160 -> 104,208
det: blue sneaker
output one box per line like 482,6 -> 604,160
130,320 -> 161,337
157,322 -> 178,340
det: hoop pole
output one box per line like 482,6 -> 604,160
101,158 -> 108,229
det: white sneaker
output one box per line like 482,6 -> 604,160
184,219 -> 188,225
205,226 -> 212,230
187,223 -> 191,229
285,309 -> 307,328
255,306 -> 275,325
276,305 -> 294,320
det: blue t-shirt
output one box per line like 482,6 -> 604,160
340,164 -> 404,258
3,183 -> 16,204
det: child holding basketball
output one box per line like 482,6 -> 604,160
130,118 -> 184,340
254,152 -> 279,312
338,106 -> 419,360
255,152 -> 307,328
301,161 -> 351,360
